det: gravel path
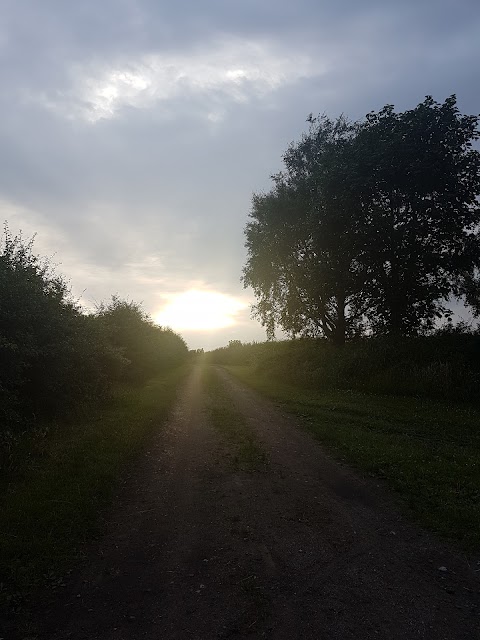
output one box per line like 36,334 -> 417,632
40,365 -> 479,639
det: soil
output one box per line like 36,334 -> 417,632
36,365 -> 479,639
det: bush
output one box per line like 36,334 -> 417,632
0,227 -> 188,445
0,227 -> 116,427
207,331 -> 480,402
94,297 -> 189,383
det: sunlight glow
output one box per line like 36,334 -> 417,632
155,290 -> 247,331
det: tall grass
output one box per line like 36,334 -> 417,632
202,367 -> 268,471
207,333 -> 480,402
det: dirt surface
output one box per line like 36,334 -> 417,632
37,365 -> 479,639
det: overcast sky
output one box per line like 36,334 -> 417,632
1,0 -> 479,349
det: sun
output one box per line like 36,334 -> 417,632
154,290 -> 247,331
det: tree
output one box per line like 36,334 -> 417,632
243,115 -> 368,346
243,96 -> 480,344
356,95 -> 480,334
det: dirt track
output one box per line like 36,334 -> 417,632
40,365 -> 479,639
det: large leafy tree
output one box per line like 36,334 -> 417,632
243,115 -> 368,346
243,96 -> 480,344
356,95 -> 480,334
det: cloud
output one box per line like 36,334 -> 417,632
28,38 -> 317,122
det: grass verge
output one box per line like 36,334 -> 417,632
226,365 -> 480,552
203,367 -> 268,471
0,365 -> 189,628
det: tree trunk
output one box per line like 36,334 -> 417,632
333,293 -> 346,346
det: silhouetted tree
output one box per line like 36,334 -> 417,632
243,96 -> 480,344
356,95 -> 480,334
243,115 -> 367,346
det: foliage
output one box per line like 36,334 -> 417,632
0,226 -> 116,430
243,96 -> 480,344
95,296 -> 188,383
356,96 -> 480,334
243,115 -> 365,345
0,226 -> 188,445
0,225 -> 189,635
206,328 -> 480,402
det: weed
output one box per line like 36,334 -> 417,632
202,368 -> 268,472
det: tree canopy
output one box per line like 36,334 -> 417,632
243,96 -> 480,345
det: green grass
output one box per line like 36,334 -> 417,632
203,367 -> 268,471
226,365 -> 480,551
0,365 -> 189,620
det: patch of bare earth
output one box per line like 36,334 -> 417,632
38,365 -> 479,639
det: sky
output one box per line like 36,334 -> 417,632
1,0 -> 479,350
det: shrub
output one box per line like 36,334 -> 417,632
207,331 -> 480,402
94,296 -> 189,383
0,228 -> 188,442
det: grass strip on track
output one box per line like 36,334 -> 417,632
226,365 -> 480,552
203,366 -> 268,472
0,365 -> 190,622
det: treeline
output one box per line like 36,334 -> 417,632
243,96 -> 480,345
0,226 -> 188,438
207,331 -> 480,402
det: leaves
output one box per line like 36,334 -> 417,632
243,97 -> 480,343
0,229 -> 188,435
